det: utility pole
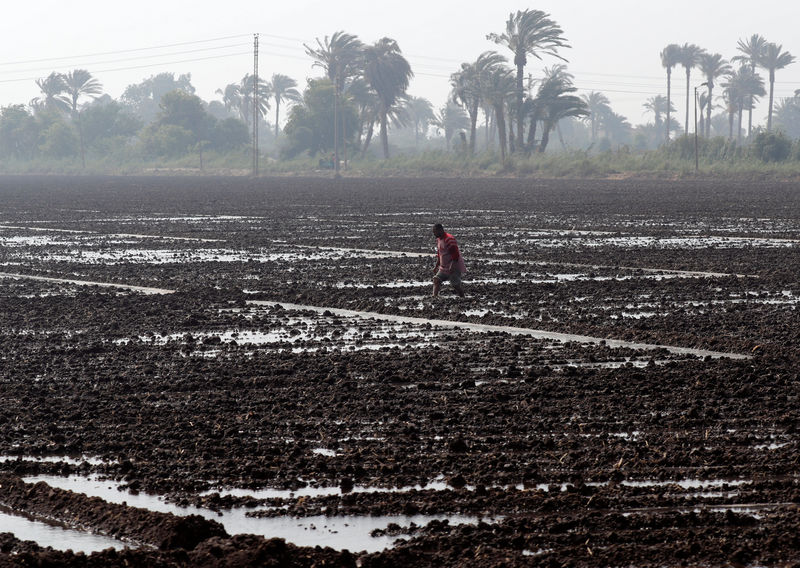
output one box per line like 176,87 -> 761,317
333,81 -> 340,177
252,33 -> 259,177
694,86 -> 699,174
694,82 -> 707,174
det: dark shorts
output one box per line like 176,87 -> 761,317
434,268 -> 462,286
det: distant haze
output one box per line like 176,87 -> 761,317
3,0 -> 799,130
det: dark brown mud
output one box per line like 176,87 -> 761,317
0,176 -> 799,566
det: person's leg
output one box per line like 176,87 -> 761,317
432,275 -> 442,297
450,270 -> 465,298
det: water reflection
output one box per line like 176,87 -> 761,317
24,475 -> 482,553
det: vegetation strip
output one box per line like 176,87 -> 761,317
251,300 -> 749,360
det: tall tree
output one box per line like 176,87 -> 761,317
642,95 -> 674,130
581,91 -> 611,143
345,77 -> 380,156
433,101 -> 470,151
215,83 -> 242,116
121,72 -> 194,123
305,31 -> 364,169
732,34 -> 767,136
238,73 -> 270,128
721,75 -> 740,140
0,105 -> 40,159
603,111 -> 632,147
758,42 -> 795,131
282,79 -> 358,159
405,96 -> 436,148
61,69 -> 103,168
722,66 -> 765,141
677,44 -> 705,136
31,72 -> 68,113
533,66 -> 588,153
772,93 -> 800,139
267,74 -> 301,138
305,31 -> 364,91
480,64 -> 515,161
698,53 -> 731,137
697,92 -> 709,138
487,9 -> 569,152
660,44 -> 682,142
362,37 -> 413,159
451,51 -> 506,155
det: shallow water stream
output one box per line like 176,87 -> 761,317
23,475 -> 482,553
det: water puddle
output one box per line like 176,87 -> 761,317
0,507 -> 130,552
0,225 -> 223,243
621,479 -> 749,489
0,455 -> 107,466
285,245 -> 754,278
0,272 -> 174,295
202,477 -> 454,501
24,475 -> 484,553
250,301 -> 749,360
39,249 -> 278,265
117,319 -> 444,353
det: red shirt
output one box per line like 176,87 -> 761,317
436,233 -> 466,275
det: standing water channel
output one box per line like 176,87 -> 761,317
21,473 -> 484,553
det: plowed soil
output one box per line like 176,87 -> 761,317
0,175 -> 799,567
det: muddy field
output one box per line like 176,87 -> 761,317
0,175 -> 799,566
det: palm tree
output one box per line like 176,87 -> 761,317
532,66 -> 588,152
538,97 -> 588,153
642,95 -> 674,129
581,91 -> 611,143
215,83 -> 242,115
267,74 -> 301,138
721,76 -> 740,140
732,34 -> 766,136
305,31 -> 364,91
698,53 -> 731,137
677,44 -> 705,136
480,64 -> 515,161
660,44 -> 681,143
345,77 -> 380,156
722,66 -> 765,141
603,112 -> 632,146
773,94 -> 800,138
697,92 -> 709,137
487,9 -> 569,152
31,72 -> 68,113
61,69 -> 103,168
451,51 -> 506,155
305,31 -> 364,169
433,101 -> 470,151
405,96 -> 435,148
239,73 -> 270,128
758,43 -> 795,131
220,75 -> 268,127
362,37 -> 413,159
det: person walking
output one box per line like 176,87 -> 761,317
432,223 -> 466,298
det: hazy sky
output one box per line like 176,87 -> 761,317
3,1 -> 800,130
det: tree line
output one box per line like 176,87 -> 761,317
2,11 -> 800,170
657,37 -> 796,143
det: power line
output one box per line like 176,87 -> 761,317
2,43 -> 252,77
0,51 -> 252,85
0,34 -> 253,68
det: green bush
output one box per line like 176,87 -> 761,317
40,122 -> 78,158
750,131 -> 793,162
